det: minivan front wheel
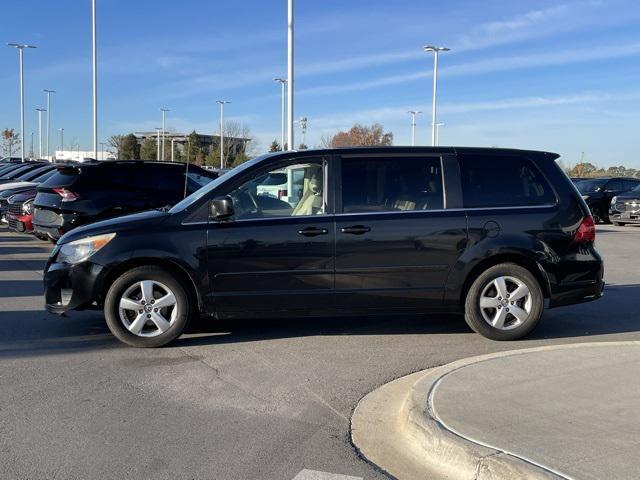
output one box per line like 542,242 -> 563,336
464,263 -> 543,341
104,266 -> 193,347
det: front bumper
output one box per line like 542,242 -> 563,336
610,212 -> 640,224
7,213 -> 33,232
44,257 -> 106,314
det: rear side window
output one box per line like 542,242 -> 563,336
341,156 -> 444,213
40,168 -> 80,188
459,154 -> 555,208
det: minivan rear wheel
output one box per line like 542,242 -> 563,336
104,266 -> 193,347
464,263 -> 543,341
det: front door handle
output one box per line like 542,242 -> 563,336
341,225 -> 371,235
298,227 -> 329,237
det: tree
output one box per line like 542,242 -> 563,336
139,138 -> 157,160
2,128 -> 20,157
568,162 -> 598,178
269,140 -> 282,152
215,121 -> 252,168
110,133 -> 139,160
298,143 -> 308,150
325,123 -> 393,148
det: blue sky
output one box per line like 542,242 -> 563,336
2,0 -> 640,167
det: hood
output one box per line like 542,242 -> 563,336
0,181 -> 36,192
9,190 -> 37,203
58,209 -> 171,244
615,190 -> 640,200
0,184 -> 36,198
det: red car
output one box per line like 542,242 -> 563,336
6,190 -> 36,234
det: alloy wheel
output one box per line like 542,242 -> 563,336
118,280 -> 178,337
479,276 -> 532,330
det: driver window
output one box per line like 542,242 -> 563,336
228,160 -> 325,220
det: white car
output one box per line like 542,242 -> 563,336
255,166 -> 307,206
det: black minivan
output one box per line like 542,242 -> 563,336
43,147 -> 603,347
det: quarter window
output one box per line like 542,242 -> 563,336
341,156 -> 444,213
226,161 -> 325,220
459,154 -> 555,208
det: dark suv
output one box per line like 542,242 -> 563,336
33,161 -> 217,240
574,177 -> 640,224
44,147 -> 603,347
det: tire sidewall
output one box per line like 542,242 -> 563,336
104,266 -> 191,348
464,263 -> 544,341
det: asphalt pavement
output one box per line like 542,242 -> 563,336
1,224 -> 639,479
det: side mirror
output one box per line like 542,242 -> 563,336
210,196 -> 234,221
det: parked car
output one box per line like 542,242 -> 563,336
609,183 -> 640,226
0,168 -> 57,225
33,161 -> 217,240
0,157 -> 24,163
573,177 -> 640,223
6,190 -> 36,234
43,147 -> 603,348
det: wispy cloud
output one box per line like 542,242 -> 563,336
298,41 -> 640,97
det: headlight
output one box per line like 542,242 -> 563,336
58,233 -> 116,265
22,199 -> 33,215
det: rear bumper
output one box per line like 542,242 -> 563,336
548,278 -> 604,308
44,258 -> 105,314
548,252 -> 604,308
33,210 -> 79,240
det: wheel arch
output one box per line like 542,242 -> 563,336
98,257 -> 203,312
459,253 -> 551,307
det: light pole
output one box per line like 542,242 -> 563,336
155,128 -> 162,160
171,137 -> 175,162
423,45 -> 449,146
299,116 -> 307,148
92,0 -> 98,161
100,141 -> 106,160
36,108 -> 46,159
43,89 -> 55,160
59,128 -> 64,153
216,100 -> 230,169
7,43 -> 37,162
435,123 -> 445,146
30,132 -> 34,159
160,108 -> 169,161
408,110 -> 422,146
287,0 -> 294,151
273,78 -> 287,150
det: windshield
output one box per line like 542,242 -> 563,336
186,171 -> 215,188
576,179 -> 607,194
169,153 -> 279,213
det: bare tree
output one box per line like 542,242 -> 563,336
2,128 -> 20,157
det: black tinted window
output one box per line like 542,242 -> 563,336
341,156 -> 443,213
459,154 -> 555,208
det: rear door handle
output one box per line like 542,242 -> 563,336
341,225 -> 371,235
298,227 -> 329,237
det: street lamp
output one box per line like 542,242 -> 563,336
43,89 -> 55,160
100,141 -> 107,160
287,0 -> 295,150
299,116 -> 307,148
155,128 -> 162,160
273,78 -> 287,150
435,123 -> 445,146
408,110 -> 422,146
36,108 -> 46,159
59,128 -> 64,153
160,108 -> 169,161
423,45 -> 450,147
216,100 -> 230,169
7,43 -> 37,162
92,0 -> 98,161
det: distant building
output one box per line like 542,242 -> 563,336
134,132 -> 250,160
54,150 -> 116,162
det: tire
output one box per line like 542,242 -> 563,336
613,221 -> 625,227
589,204 -> 603,224
464,263 -> 544,341
104,266 -> 193,347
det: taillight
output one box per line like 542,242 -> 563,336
53,188 -> 80,202
573,216 -> 596,244
277,189 -> 287,199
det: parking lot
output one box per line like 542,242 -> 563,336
1,224 -> 639,480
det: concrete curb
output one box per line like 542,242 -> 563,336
351,342 -> 640,480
